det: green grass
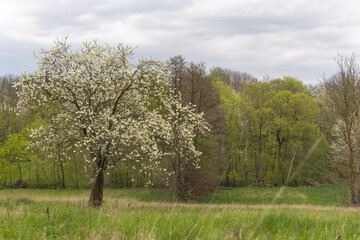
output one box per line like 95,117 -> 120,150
0,184 -> 358,239
205,184 -> 351,206
1,183 -> 350,206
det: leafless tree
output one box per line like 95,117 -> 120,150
323,54 -> 360,206
167,56 -> 225,199
210,67 -> 257,92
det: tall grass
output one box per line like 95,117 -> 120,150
0,185 -> 358,239
205,183 -> 351,206
2,183 -> 349,206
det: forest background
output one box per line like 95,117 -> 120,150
0,41 -> 355,205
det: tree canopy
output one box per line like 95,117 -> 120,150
15,39 -> 208,206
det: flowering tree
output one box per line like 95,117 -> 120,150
16,39 -> 208,206
323,55 -> 360,206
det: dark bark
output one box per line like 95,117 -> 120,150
17,161 -> 22,182
73,156 -> 79,188
350,180 -> 358,205
88,168 -> 105,207
52,159 -> 56,187
278,148 -> 284,185
59,161 -> 65,189
350,152 -> 360,206
244,164 -> 248,182
36,162 -> 39,186
257,118 -> 263,183
126,168 -> 129,188
175,145 -> 187,200
277,136 -> 285,185
225,150 -> 231,187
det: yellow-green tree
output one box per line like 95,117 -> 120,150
242,82 -> 274,184
0,131 -> 28,185
214,78 -> 242,186
267,89 -> 319,185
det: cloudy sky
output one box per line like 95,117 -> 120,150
2,0 -> 360,84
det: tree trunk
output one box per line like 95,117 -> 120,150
2,164 -> 6,187
278,140 -> 284,185
126,168 -> 129,188
225,150 -> 231,187
355,169 -> 360,206
350,156 -> 360,206
59,161 -> 65,189
88,169 -> 105,207
176,170 -> 186,200
175,147 -> 187,200
53,159 -> 56,187
73,154 -> 79,188
350,172 -> 360,206
244,146 -> 249,183
257,119 -> 263,183
17,161 -> 22,182
36,162 -> 39,186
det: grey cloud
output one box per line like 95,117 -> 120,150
193,15 -> 323,36
0,39 -> 38,75
29,0 -> 192,33
2,0 -> 360,85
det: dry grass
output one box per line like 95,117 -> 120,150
1,199 -> 359,239
0,191 -> 358,212
0,186 -> 359,239
0,194 -> 88,202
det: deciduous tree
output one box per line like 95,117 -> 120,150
16,39 -> 207,206
323,54 -> 360,206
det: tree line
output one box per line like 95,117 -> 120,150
0,39 -> 359,206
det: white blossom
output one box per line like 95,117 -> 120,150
16,38 -> 208,186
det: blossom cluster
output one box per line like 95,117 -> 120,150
16,39 -> 209,182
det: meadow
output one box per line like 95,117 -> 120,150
1,184 -> 359,239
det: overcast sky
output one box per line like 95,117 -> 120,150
2,0 -> 360,84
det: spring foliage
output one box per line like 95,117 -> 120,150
15,39 -> 208,204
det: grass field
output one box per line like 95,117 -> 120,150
0,184 -> 359,239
